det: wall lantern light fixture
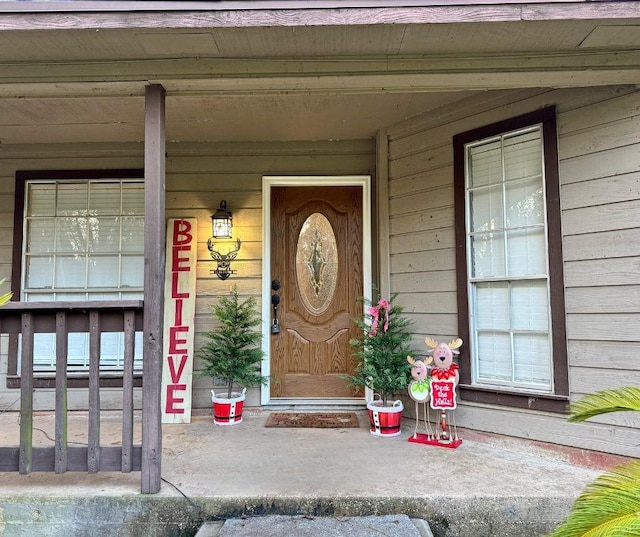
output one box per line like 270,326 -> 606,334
208,200 -> 241,281
211,200 -> 233,239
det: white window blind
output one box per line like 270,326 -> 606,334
465,126 -> 553,392
22,179 -> 144,372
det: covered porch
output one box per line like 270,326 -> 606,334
0,407 -> 624,537
1,0 -> 639,504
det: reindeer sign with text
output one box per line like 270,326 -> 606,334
408,337 -> 463,449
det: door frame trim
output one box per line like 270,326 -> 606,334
261,175 -> 372,405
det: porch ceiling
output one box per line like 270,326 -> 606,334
0,14 -> 639,144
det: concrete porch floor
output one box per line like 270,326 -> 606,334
0,408 -> 625,537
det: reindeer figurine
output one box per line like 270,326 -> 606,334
408,337 -> 463,449
407,355 -> 433,440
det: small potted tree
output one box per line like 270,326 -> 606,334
348,295 -> 413,437
197,286 -> 268,425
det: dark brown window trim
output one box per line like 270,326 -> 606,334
453,106 -> 569,413
8,169 -> 145,389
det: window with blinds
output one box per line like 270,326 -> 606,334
22,179 -> 144,372
464,126 -> 553,392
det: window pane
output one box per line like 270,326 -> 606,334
468,139 -> 502,188
121,217 -> 144,252
88,256 -> 119,287
511,281 -> 549,331
477,333 -> 512,382
28,184 -> 55,216
470,185 -> 503,233
26,256 -> 54,289
121,256 -> 144,287
504,129 -> 542,182
88,292 -> 117,300
68,333 -> 89,369
57,183 -> 88,216
88,217 -> 120,253
101,333 -> 123,369
134,332 -> 143,366
470,233 -> 505,278
514,333 -> 551,387
32,334 -> 56,370
26,292 -> 54,301
475,282 -> 509,330
27,219 -> 56,253
57,292 -> 87,301
89,182 -> 121,215
56,218 -> 88,254
122,184 -> 144,215
120,291 -> 144,300
507,228 -> 546,277
55,256 -> 86,288
506,178 -> 544,228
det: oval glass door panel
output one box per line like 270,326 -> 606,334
296,212 -> 338,315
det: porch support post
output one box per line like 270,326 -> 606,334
141,83 -> 166,494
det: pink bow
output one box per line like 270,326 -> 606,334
368,298 -> 390,337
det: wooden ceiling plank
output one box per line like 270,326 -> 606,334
1,3 -> 639,33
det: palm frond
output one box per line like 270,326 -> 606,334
548,460 -> 640,537
0,279 -> 12,307
568,387 -> 640,423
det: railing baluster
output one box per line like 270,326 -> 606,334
88,310 -> 101,473
19,312 -> 34,475
1,301 -> 143,477
55,312 -> 68,474
121,310 -> 135,473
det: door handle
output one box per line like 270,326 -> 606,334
271,294 -> 280,334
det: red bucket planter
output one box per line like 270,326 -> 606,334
367,398 -> 404,437
211,388 -> 246,426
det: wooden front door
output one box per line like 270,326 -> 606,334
270,185 -> 363,398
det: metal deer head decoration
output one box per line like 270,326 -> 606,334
208,238 -> 242,280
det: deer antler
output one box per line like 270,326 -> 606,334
208,238 -> 242,260
425,337 -> 439,349
448,338 -> 463,350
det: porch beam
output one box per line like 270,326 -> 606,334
1,50 -> 639,99
0,2 -> 638,31
1,50 -> 639,84
141,83 -> 166,495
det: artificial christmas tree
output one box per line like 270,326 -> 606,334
197,286 -> 268,425
348,295 -> 413,436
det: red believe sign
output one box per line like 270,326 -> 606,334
161,218 -> 197,424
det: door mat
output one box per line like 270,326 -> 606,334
265,412 -> 360,429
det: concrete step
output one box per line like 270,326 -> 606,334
195,515 -> 434,537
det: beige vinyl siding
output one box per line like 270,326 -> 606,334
0,139 -> 375,412
385,85 -> 640,457
167,140 -> 376,409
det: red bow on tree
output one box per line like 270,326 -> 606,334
368,298 -> 390,337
